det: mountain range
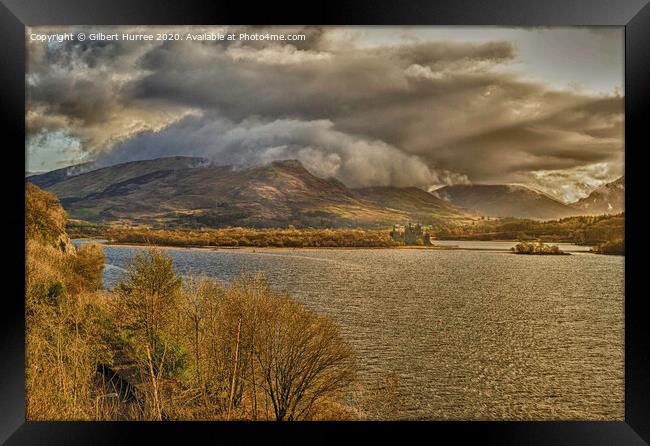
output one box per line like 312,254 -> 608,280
432,178 -> 624,219
27,157 -> 624,228
572,176 -> 625,215
432,184 -> 577,220
27,157 -> 471,228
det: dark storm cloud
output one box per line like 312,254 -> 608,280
27,30 -> 197,149
430,94 -> 623,179
26,26 -> 624,199
132,38 -> 517,121
28,38 -> 135,125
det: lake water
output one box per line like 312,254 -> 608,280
77,240 -> 624,420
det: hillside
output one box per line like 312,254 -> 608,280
353,186 -> 474,228
27,157 -> 470,228
572,176 -> 624,215
27,162 -> 99,189
432,184 -> 578,220
30,157 -> 211,200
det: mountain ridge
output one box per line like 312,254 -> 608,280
28,157 -> 471,228
572,176 -> 624,215
27,157 -> 624,226
433,184 -> 578,220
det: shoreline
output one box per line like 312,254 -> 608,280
80,240 -> 464,251
74,238 -> 594,254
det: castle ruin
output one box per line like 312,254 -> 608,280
390,223 -> 432,246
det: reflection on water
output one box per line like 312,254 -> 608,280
78,240 -> 624,420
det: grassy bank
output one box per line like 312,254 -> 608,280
27,183 -> 402,421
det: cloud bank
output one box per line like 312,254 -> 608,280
26,26 -> 624,200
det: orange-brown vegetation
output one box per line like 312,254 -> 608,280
434,213 -> 624,246
27,184 -> 401,421
68,221 -> 399,248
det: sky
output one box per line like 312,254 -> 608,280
25,26 -> 624,202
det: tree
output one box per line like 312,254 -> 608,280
253,292 -> 357,421
116,249 -> 181,343
114,249 -> 185,419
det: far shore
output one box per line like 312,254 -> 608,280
76,239 -> 463,251
73,238 -> 592,254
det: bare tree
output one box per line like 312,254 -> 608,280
253,293 -> 357,421
226,318 -> 242,420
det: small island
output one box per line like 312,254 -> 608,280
511,241 -> 569,255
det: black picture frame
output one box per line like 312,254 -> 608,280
2,0 -> 649,444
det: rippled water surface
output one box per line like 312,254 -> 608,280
84,241 -> 624,420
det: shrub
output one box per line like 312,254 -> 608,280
25,183 -> 67,246
62,243 -> 106,294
